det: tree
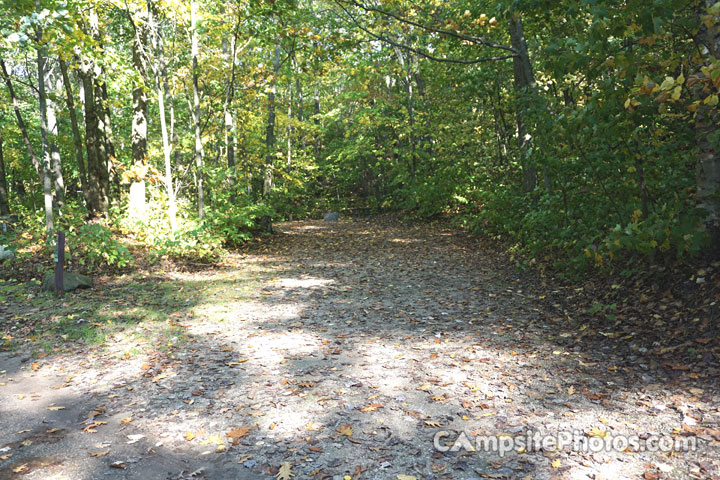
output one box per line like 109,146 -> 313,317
191,0 -> 204,218
35,0 -> 54,233
0,124 -> 9,216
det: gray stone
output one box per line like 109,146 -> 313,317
42,271 -> 93,292
323,212 -> 339,222
0,245 -> 14,261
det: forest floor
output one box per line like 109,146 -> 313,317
0,217 -> 719,480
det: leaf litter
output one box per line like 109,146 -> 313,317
0,217 -> 718,479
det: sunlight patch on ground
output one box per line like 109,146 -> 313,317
390,237 -> 421,244
273,277 -> 334,289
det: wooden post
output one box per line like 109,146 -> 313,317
54,231 -> 64,295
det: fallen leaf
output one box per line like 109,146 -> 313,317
397,475 -> 419,480
551,459 -> 561,468
587,427 -> 607,438
360,403 -> 383,412
126,434 -> 145,444
227,425 -> 255,442
336,424 -> 353,436
185,432 -> 196,441
89,450 -> 109,457
276,462 -> 294,480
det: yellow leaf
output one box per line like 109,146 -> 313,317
47,405 -> 65,411
551,459 -> 561,468
424,420 -> 443,427
185,432 -> 195,441
588,427 -> 608,438
360,403 -> 383,412
276,462 -> 294,480
397,475 -> 420,480
336,424 -> 353,436
659,76 -> 674,90
671,85 -> 682,101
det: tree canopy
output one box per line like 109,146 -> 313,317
1,0 -> 718,273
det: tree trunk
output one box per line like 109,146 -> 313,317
77,57 -> 104,217
100,80 -> 118,197
292,53 -> 305,152
313,85 -> 321,159
392,45 -> 416,178
287,82 -> 292,166
694,0 -> 720,256
36,8 -> 54,234
47,63 -> 66,208
154,16 -> 178,231
59,58 -> 89,205
0,58 -> 42,180
131,5 -> 149,167
264,43 -> 280,198
509,12 -> 537,194
191,0 -> 204,218
0,127 -> 10,216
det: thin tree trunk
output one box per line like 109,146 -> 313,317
509,13 -> 537,194
0,59 -> 41,179
59,58 -> 89,204
313,85 -> 320,159
287,82 -> 292,166
93,77 -> 110,212
264,43 -> 280,198
191,0 -> 204,218
292,53 -> 305,152
222,7 -> 245,198
36,7 -> 54,233
100,81 -> 118,197
77,56 -> 103,216
154,17 -> 178,231
48,63 -> 65,208
0,127 -> 9,216
131,6 -> 149,167
392,46 -> 416,178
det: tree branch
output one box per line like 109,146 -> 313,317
340,0 -> 515,53
334,1 -> 516,65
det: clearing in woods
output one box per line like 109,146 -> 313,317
0,219 -> 716,480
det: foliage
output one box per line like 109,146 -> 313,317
0,0 -> 716,276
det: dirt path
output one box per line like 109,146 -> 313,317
0,219 -> 717,479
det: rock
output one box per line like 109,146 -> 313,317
42,271 -> 93,292
0,245 -> 14,261
0,215 -> 17,233
324,212 -> 339,222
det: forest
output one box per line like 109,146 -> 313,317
0,0 -> 717,274
1,2 -> 720,479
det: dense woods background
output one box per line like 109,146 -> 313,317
1,0 -> 719,275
